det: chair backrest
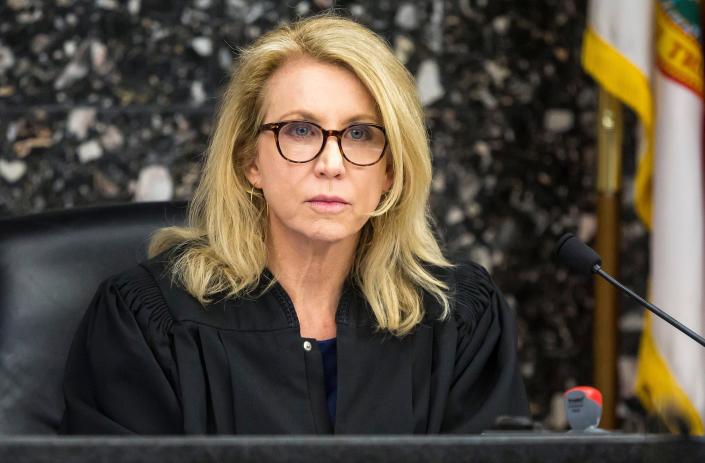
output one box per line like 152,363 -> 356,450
0,201 -> 188,434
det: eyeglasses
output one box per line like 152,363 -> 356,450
258,120 -> 388,166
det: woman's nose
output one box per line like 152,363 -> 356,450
314,135 -> 346,177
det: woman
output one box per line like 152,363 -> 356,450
61,12 -> 529,434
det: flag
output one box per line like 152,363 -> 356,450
582,0 -> 705,434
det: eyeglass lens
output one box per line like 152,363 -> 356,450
278,121 -> 385,165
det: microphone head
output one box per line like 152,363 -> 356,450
564,386 -> 603,431
555,233 -> 602,275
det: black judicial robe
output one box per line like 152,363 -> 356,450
60,252 -> 529,434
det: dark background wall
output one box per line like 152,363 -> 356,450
0,0 -> 650,430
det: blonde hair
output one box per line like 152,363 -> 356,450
149,12 -> 452,336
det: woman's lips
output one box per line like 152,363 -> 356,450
308,195 -> 348,203
307,199 -> 350,214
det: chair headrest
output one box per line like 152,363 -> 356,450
0,201 -> 188,434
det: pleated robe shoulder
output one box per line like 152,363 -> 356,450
60,251 -> 529,434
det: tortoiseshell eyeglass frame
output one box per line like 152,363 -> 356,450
258,120 -> 388,167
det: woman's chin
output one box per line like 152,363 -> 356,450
302,230 -> 354,243
268,215 -> 364,246
297,224 -> 360,244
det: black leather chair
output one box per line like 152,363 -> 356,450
0,201 -> 188,434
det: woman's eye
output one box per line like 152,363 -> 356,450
285,123 -> 315,137
347,126 -> 369,140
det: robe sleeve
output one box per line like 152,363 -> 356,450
440,262 -> 530,433
59,267 -> 183,434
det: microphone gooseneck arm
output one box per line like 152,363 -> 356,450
593,264 -> 705,348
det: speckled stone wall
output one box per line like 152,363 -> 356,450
0,0 -> 652,431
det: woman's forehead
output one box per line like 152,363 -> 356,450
262,58 -> 380,124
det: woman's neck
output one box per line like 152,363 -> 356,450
266,224 -> 359,340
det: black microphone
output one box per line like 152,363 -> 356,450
555,233 -> 705,348
555,233 -> 602,276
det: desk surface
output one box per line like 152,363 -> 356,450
1,434 -> 705,463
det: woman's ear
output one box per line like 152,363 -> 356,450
383,160 -> 394,192
245,158 -> 262,189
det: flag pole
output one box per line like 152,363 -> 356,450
594,88 -> 623,429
